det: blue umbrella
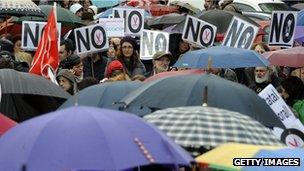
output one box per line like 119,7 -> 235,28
243,148 -> 304,171
91,0 -> 120,8
95,6 -> 151,19
0,106 -> 193,171
173,46 -> 270,69
297,10 -> 304,26
59,81 -> 151,117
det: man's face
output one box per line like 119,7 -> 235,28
58,76 -> 72,91
72,62 -> 83,76
154,56 -> 170,73
59,45 -> 69,61
204,0 -> 213,8
255,67 -> 270,83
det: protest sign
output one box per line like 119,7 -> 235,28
99,18 -> 124,37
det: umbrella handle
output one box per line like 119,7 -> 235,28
202,86 -> 208,107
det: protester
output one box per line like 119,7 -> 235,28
70,3 -> 83,17
210,68 -> 238,82
77,77 -> 98,90
204,0 -> 218,10
116,36 -> 146,77
56,69 -> 77,95
291,67 -> 304,82
279,76 -> 304,124
87,5 -> 98,15
62,54 -> 84,83
83,52 -> 108,81
145,51 -> 172,77
219,0 -> 241,13
102,60 -> 131,82
59,39 -> 73,62
82,0 -> 92,12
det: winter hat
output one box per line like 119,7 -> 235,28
153,51 -> 172,60
107,60 -> 124,78
56,69 -> 76,84
88,5 -> 98,15
0,38 -> 14,53
61,54 -> 81,69
120,36 -> 138,51
70,3 -> 83,14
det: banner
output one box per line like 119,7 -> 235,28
140,29 -> 169,60
21,21 -> 61,51
74,23 -> 109,55
222,16 -> 259,49
99,18 -> 124,37
113,8 -> 144,36
269,11 -> 298,48
182,15 -> 217,48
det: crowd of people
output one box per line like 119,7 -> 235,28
0,0 -> 304,128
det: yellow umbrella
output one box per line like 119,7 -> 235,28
195,143 -> 285,171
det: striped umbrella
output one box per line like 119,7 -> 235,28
144,106 -> 283,156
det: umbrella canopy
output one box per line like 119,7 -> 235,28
169,1 -> 201,14
146,13 -> 186,29
244,148 -> 304,171
0,69 -> 70,122
39,5 -> 83,28
144,107 -> 283,155
173,46 -> 270,69
0,113 -> 17,136
59,81 -> 151,117
0,106 -> 193,171
172,10 -> 258,34
0,0 -> 45,17
120,74 -> 285,129
144,69 -> 204,82
196,143 -> 284,171
297,10 -> 304,26
293,3 -> 304,10
91,0 -> 120,8
295,26 -> 304,44
263,46 -> 304,68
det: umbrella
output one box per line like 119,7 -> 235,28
263,46 -> 304,68
144,69 -> 204,82
120,74 -> 285,129
0,0 -> 45,17
169,1 -> 201,14
59,81 -> 151,117
196,143 -> 284,170
244,148 -> 304,171
0,113 -> 17,136
95,6 -> 152,19
0,69 -> 70,122
144,106 -> 283,156
0,106 -> 194,171
146,13 -> 186,29
172,10 -> 258,34
173,46 -> 270,69
295,26 -> 304,44
91,0 -> 120,8
293,3 -> 304,10
297,10 -> 304,26
39,5 -> 83,28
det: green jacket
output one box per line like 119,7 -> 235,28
293,100 -> 304,124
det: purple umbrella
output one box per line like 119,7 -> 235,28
0,107 -> 193,171
295,26 -> 304,45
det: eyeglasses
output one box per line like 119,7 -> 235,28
122,46 -> 133,50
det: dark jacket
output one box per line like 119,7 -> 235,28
83,56 -> 108,81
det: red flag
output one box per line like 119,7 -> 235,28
29,5 -> 59,78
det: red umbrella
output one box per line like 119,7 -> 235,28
0,113 -> 17,136
263,47 -> 304,68
144,69 -> 204,82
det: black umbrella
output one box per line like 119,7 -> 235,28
292,3 -> 304,10
0,69 -> 70,122
0,0 -> 45,18
59,81 -> 151,117
120,73 -> 285,129
173,9 -> 259,34
146,13 -> 186,29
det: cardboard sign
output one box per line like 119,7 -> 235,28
113,8 -> 144,36
182,15 -> 217,48
140,29 -> 169,60
99,18 -> 124,37
74,23 -> 109,55
222,16 -> 259,49
258,84 -> 297,127
21,21 -> 61,51
269,11 -> 298,48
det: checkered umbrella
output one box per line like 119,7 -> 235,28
0,0 -> 45,17
144,106 -> 283,155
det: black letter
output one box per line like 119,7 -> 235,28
183,17 -> 200,42
269,13 -> 283,43
76,29 -> 90,52
128,10 -> 143,33
282,13 -> 295,43
23,23 -> 39,47
91,26 -> 107,49
223,20 -> 244,47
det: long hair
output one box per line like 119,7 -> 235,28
117,48 -> 140,75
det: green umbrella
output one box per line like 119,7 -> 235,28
39,5 -> 83,28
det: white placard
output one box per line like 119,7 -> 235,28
74,23 -> 109,55
182,15 -> 217,48
113,8 -> 144,36
21,21 -> 61,51
99,18 -> 124,37
222,16 -> 259,49
140,29 -> 170,60
269,11 -> 298,48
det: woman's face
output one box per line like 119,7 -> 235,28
254,45 -> 266,54
14,40 -> 23,53
121,42 -> 134,58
